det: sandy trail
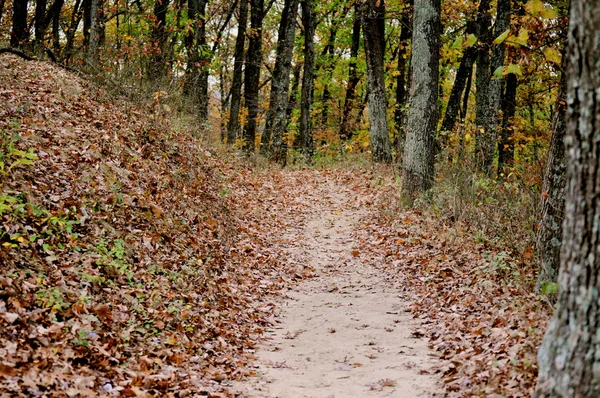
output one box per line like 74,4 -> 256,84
234,179 -> 439,397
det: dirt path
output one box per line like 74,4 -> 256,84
233,178 -> 439,397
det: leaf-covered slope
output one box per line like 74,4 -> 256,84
0,54 -> 306,396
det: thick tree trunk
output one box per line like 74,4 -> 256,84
298,0 -> 315,157
339,4 -> 361,142
361,0 -> 392,163
260,0 -> 299,163
534,1 -> 600,396
497,71 -> 518,175
241,0 -> 264,153
474,0 -> 492,172
35,0 -> 47,45
401,0 -> 440,199
534,60 -> 567,292
393,0 -> 412,160
87,0 -> 102,65
480,0 -> 510,174
148,0 -> 171,82
11,0 -> 29,48
226,0 -> 248,144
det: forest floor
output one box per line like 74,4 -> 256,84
1,54 -> 550,397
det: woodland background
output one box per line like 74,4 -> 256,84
0,0 -> 581,395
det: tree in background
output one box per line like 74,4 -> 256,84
361,0 -> 392,163
241,0 -> 264,153
297,0 -> 315,158
261,0 -> 299,162
401,0 -> 440,199
226,0 -> 249,144
11,0 -> 29,48
534,0 -> 600,395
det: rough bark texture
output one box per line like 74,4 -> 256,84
534,59 -> 567,292
480,0 -> 510,175
87,0 -> 100,64
226,0 -> 249,144
401,0 -> 440,199
11,0 -> 29,48
241,0 -> 264,153
474,0 -> 492,172
534,1 -> 600,396
298,0 -> 315,157
148,0 -> 171,82
339,4 -> 361,142
393,0 -> 412,159
361,0 -> 392,163
260,0 -> 299,163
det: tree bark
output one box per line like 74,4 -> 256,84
241,0 -> 264,153
184,0 -> 210,121
401,0 -> 440,199
497,71 -> 518,175
480,0 -> 510,175
226,0 -> 249,144
361,0 -> 392,163
148,0 -> 171,82
35,0 -> 47,45
534,1 -> 600,396
87,0 -> 101,65
11,0 -> 29,48
260,0 -> 299,163
298,0 -> 315,157
339,3 -> 361,142
534,57 -> 567,292
393,0 -> 412,158
474,0 -> 492,172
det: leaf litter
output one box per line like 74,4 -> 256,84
0,54 -> 550,397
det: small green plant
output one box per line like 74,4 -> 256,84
35,287 -> 71,312
0,125 -> 38,175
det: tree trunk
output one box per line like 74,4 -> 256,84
393,0 -> 413,159
226,0 -> 249,144
361,0 -> 392,163
401,0 -> 440,199
63,0 -> 83,63
241,0 -> 264,153
534,1 -> 600,396
148,0 -> 171,82
297,0 -> 315,157
439,13 -> 480,140
534,58 -> 567,292
339,3 -> 361,142
480,0 -> 510,174
87,0 -> 101,65
184,0 -> 210,121
319,26 -> 337,129
497,71 -> 518,175
474,0 -> 492,172
11,0 -> 29,48
260,0 -> 299,163
35,0 -> 47,46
